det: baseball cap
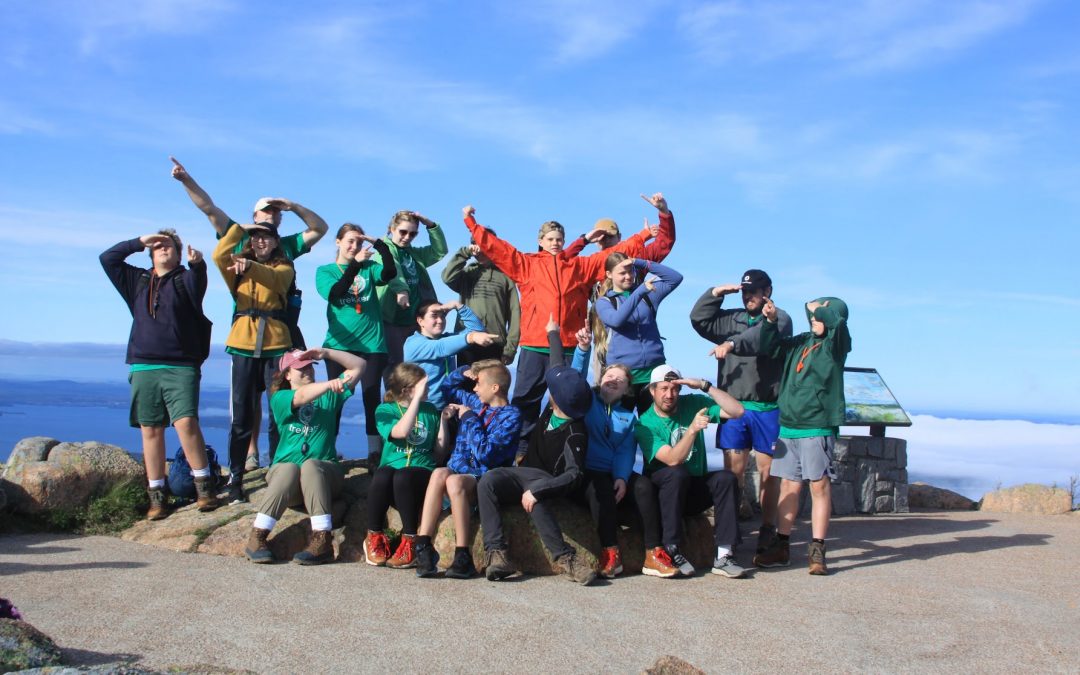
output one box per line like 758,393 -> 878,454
649,364 -> 682,384
253,197 -> 279,213
279,349 -> 316,372
545,366 -> 593,420
740,269 -> 772,291
593,218 -> 620,236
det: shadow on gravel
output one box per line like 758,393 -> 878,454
62,647 -> 144,667
0,560 -> 149,575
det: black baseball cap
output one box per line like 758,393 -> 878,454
740,269 -> 772,291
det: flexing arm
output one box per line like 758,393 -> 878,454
170,157 -> 232,235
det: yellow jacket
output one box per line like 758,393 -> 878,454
212,224 -> 295,355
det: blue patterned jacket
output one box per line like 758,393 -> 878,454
441,366 -> 522,477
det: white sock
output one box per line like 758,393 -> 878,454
191,466 -> 211,478
310,514 -> 333,531
148,479 -> 165,489
717,545 -> 732,559
253,513 -> 277,531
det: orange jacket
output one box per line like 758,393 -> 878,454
465,215 -> 648,348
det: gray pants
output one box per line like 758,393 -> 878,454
257,459 -> 344,519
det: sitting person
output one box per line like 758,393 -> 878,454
633,365 -> 748,579
479,317 -> 596,584
412,359 -> 521,578
243,348 -> 363,565
364,364 -> 452,569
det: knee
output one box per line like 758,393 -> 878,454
809,478 -> 831,496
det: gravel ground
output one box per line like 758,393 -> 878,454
1,510 -> 1078,674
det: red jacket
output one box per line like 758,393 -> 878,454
466,215 -> 649,348
562,210 -> 676,262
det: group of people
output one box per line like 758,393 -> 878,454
100,156 -> 851,582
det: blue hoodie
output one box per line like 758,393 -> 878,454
594,259 -> 683,370
403,305 -> 484,410
571,347 -> 638,481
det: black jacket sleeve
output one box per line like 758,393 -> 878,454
371,239 -> 396,284
529,426 -> 587,500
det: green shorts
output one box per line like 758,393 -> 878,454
128,367 -> 200,428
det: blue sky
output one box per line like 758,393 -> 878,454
1,0 -> 1078,419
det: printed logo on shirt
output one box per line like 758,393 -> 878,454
350,275 -> 369,302
670,426 -> 695,465
399,255 -> 419,285
406,421 -> 429,447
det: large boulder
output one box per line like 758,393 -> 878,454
1,439 -> 143,516
908,482 -> 977,510
979,484 -> 1073,515
0,619 -> 63,672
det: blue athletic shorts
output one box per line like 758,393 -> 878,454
717,408 -> 780,455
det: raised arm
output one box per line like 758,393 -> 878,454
389,375 -> 428,440
170,157 -> 232,235
289,348 -> 363,407
639,192 -> 675,262
410,213 -> 449,267
463,205 -> 530,284
264,198 -> 328,250
441,246 -> 475,293
100,237 -> 151,306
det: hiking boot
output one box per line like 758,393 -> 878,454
808,540 -> 828,576
598,546 -> 623,578
386,534 -> 417,569
225,479 -> 247,505
738,493 -> 754,521
363,531 -> 391,567
664,544 -> 695,576
484,548 -> 517,581
414,542 -> 440,578
193,476 -> 220,512
445,548 -> 477,579
641,547 -> 678,578
711,554 -> 748,578
753,537 -> 791,568
756,523 -> 778,554
146,487 -> 170,521
245,527 -> 273,564
555,551 -> 597,586
293,530 -> 334,565
244,453 -> 260,471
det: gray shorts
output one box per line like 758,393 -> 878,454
770,436 -> 835,482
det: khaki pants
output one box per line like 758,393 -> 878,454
258,460 -> 344,520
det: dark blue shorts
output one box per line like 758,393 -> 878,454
717,408 -> 780,455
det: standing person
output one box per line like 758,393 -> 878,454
243,348 -> 363,565
374,210 -> 448,370
479,318 -> 596,585
462,203 -> 654,442
170,156 -> 329,470
315,223 -> 397,461
100,230 -> 220,519
753,297 -> 851,576
212,221 -> 295,503
412,360 -> 521,579
441,232 -> 521,367
690,269 -> 793,550
403,300 -> 501,411
633,365 -> 748,579
594,254 -> 683,414
364,365 -> 452,569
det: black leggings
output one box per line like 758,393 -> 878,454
228,354 -> 279,478
578,470 -> 620,548
366,466 -> 432,535
324,350 -> 387,437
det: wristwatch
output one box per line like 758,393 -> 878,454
700,380 -> 713,391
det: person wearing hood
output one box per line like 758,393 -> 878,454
753,296 -> 851,576
478,316 -> 597,585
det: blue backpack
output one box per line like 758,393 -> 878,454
167,445 -> 224,499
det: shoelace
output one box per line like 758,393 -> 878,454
372,534 -> 391,559
656,548 -> 676,567
394,538 -> 414,561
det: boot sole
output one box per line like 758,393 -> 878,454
292,555 -> 332,566
245,552 -> 274,564
753,559 -> 791,568
599,564 -> 623,578
641,567 -> 678,578
364,556 -> 387,567
416,568 -> 441,578
711,566 -> 747,578
485,568 -> 516,581
445,568 -> 476,579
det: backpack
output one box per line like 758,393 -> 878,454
167,445 -> 224,500
136,271 -> 213,363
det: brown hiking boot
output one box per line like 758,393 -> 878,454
484,548 -> 517,581
641,547 -> 678,578
364,531 -> 391,566
753,537 -> 791,568
598,546 -> 623,578
245,527 -> 273,564
193,476 -> 219,512
756,523 -> 778,554
146,487 -> 170,521
555,551 -> 597,586
386,534 -> 417,569
293,530 -> 334,566
808,540 -> 828,576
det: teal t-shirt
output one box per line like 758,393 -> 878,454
315,261 -> 387,354
270,381 -> 352,465
374,401 -> 440,470
779,425 -> 836,439
129,364 -> 195,373
635,394 -> 722,477
222,222 -> 308,261
547,413 -> 571,431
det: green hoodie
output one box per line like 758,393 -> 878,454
373,225 -> 448,327
760,297 -> 851,432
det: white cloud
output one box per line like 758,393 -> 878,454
496,0 -> 661,64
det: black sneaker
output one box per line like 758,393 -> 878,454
226,481 -> 247,505
757,523 -> 778,554
444,549 -> 476,579
664,544 -> 695,576
415,542 -> 440,578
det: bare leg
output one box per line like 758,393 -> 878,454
141,426 -> 167,482
417,467 -> 450,537
757,453 -> 779,528
446,474 -> 477,548
173,416 -> 209,471
247,395 -> 261,462
725,449 -> 748,492
776,478 -> 802,536
809,477 -> 831,540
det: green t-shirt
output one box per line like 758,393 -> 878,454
635,394 -> 722,477
630,367 -> 653,386
742,400 -> 779,412
269,381 -> 352,465
315,262 -> 387,353
374,401 -> 440,470
223,222 -> 308,261
547,413 -> 571,431
779,425 -> 836,439
129,364 -> 195,373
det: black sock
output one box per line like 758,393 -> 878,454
455,546 -> 469,556
416,535 -> 432,547
812,538 -> 825,545
778,533 -> 790,541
